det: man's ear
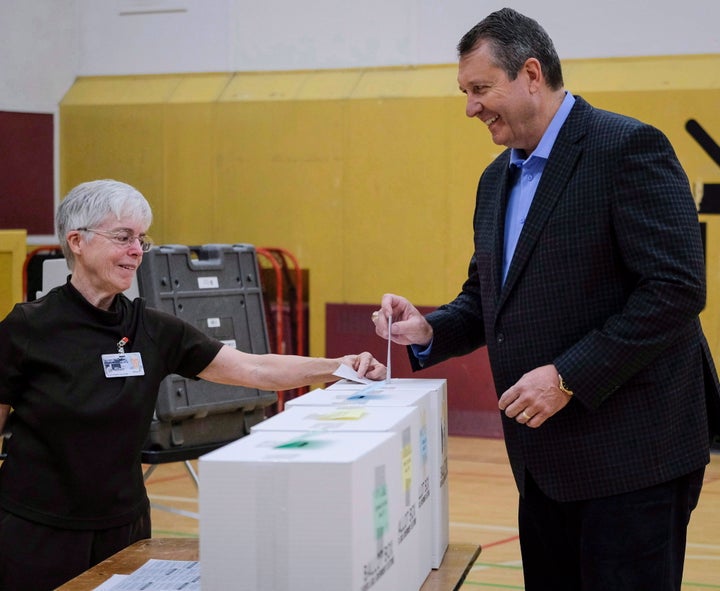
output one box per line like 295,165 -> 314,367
523,57 -> 543,92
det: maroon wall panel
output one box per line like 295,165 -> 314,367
325,303 -> 503,438
0,111 -> 54,235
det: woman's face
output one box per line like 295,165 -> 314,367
68,215 -> 149,308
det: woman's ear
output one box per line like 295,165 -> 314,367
66,230 -> 83,255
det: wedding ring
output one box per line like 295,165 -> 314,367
371,311 -> 379,322
521,410 -> 532,420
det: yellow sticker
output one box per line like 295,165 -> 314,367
316,409 -> 367,420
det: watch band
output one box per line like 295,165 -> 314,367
558,374 -> 574,397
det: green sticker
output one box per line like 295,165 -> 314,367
373,465 -> 389,540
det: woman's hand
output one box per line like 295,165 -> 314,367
340,351 -> 387,381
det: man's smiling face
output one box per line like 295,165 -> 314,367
458,41 -> 544,154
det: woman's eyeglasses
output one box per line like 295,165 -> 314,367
75,227 -> 153,252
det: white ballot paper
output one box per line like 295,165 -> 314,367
386,315 -> 392,382
332,363 -> 375,384
93,559 -> 199,591
332,315 -> 393,385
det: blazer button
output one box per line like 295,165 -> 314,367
496,333 -> 505,344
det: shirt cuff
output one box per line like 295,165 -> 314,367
410,340 -> 433,366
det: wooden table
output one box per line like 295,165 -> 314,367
57,538 -> 481,591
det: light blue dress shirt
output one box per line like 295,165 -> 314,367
412,91 -> 576,363
502,91 -> 575,284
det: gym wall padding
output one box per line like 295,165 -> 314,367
59,56 -> 720,372
0,111 -> 54,235
0,230 -> 27,319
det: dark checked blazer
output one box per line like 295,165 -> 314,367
415,96 -> 720,501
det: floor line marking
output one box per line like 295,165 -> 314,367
460,581 -> 523,589
687,542 -> 720,551
471,561 -> 523,571
450,521 -> 518,533
480,534 -> 520,549
148,493 -> 198,504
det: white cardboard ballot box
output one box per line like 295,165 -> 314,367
288,378 -> 449,568
251,404 -> 432,588
199,430 -> 407,591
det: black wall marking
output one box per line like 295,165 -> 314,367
686,119 -> 720,214
686,119 -> 720,167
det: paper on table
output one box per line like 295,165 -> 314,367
96,559 -> 200,591
92,574 -> 128,590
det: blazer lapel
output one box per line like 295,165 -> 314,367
497,98 -> 590,309
490,161 -> 513,301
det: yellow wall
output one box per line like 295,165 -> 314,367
59,56 -> 720,359
0,230 -> 27,319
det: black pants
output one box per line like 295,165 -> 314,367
518,467 -> 705,591
0,507 -> 151,591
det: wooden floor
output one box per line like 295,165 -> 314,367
144,435 -> 720,589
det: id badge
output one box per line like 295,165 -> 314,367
101,352 -> 145,378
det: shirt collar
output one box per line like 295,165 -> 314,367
510,91 -> 576,168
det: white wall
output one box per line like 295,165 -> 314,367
0,0 -> 78,112
1,0 -> 719,111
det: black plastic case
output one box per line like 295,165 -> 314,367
137,243 -> 277,450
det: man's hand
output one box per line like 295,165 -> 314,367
372,293 -> 433,347
498,364 -> 573,428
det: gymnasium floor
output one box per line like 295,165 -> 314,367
145,435 -> 720,590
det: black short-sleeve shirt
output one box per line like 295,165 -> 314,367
0,280 -> 223,529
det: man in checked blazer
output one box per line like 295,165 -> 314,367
374,8 -> 720,591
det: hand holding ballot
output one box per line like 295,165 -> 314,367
372,293 -> 434,347
338,352 -> 387,382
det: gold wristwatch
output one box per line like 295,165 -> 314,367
558,374 -> 574,397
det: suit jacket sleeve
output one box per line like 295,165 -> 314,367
551,122 -> 706,409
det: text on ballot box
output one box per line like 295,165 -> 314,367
199,430 -> 407,591
251,404 -> 432,589
287,378 -> 449,568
